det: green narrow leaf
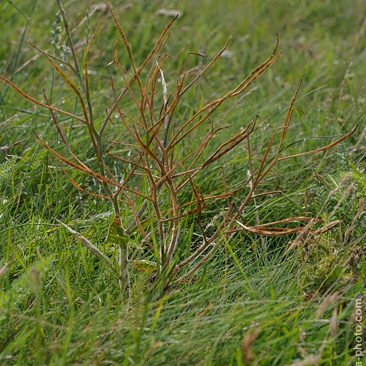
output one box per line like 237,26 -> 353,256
106,220 -> 129,246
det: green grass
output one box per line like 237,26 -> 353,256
1,0 -> 365,365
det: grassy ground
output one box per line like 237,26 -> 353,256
1,0 -> 365,365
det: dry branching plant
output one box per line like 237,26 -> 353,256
0,1 -> 356,294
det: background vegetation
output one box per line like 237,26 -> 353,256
0,0 -> 365,364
